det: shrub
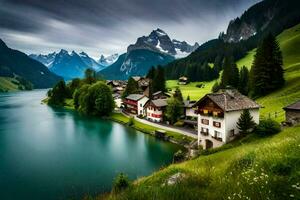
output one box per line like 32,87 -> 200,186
112,173 -> 130,193
128,117 -> 134,126
196,83 -> 204,88
174,121 -> 184,127
173,150 -> 185,163
255,119 -> 281,136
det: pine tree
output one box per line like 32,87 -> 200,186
220,56 -> 239,88
152,65 -> 166,93
250,33 -> 285,97
237,109 -> 256,134
238,66 -> 249,95
122,77 -> 139,98
173,87 -> 184,103
146,66 -> 156,79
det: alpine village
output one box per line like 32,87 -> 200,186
0,0 -> 300,200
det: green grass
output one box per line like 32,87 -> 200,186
110,113 -> 194,145
166,80 -> 215,101
236,23 -> 300,122
105,125 -> 300,200
0,77 -> 19,92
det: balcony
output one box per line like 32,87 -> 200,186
195,110 -> 224,118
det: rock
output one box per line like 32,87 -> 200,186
163,172 -> 186,186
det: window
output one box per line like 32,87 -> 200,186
229,129 -> 235,137
203,110 -> 208,114
201,127 -> 208,133
213,121 -> 221,128
214,131 -> 222,138
140,103 -> 142,107
213,111 -> 219,117
201,119 -> 209,125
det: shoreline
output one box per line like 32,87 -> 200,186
42,98 -> 194,148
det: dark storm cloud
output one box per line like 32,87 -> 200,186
0,0 -> 261,57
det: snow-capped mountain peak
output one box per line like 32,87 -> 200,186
127,28 -> 198,58
98,53 -> 119,66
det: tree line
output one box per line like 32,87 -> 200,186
213,33 -> 285,98
47,68 -> 114,116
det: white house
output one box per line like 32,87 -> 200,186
193,89 -> 260,147
123,94 -> 148,115
145,99 -> 168,122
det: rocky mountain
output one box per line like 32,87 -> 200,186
98,29 -> 198,80
0,39 -> 62,88
30,50 -> 106,80
78,52 -> 106,71
98,54 -> 119,66
48,50 -> 91,80
127,28 -> 199,58
29,52 -> 56,67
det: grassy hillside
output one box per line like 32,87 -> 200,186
0,77 -> 20,92
237,23 -> 300,122
167,23 -> 300,122
166,80 -> 215,101
105,125 -> 300,200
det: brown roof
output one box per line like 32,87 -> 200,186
126,94 -> 144,101
194,89 -> 260,112
284,100 -> 300,110
146,99 -> 168,108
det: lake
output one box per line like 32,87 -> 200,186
0,90 -> 180,200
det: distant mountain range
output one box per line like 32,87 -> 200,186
0,39 -> 62,89
98,28 -> 199,80
29,50 -> 114,79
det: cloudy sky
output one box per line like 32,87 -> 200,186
0,0 -> 260,58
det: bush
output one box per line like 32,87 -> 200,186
112,173 -> 130,193
173,150 -> 185,163
128,117 -> 134,126
174,121 -> 184,127
255,119 -> 281,136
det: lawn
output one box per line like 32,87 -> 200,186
104,125 -> 300,200
0,77 -> 19,92
110,113 -> 195,144
166,80 -> 215,101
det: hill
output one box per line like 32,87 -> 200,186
167,23 -> 300,122
165,0 -> 300,81
0,39 -> 62,89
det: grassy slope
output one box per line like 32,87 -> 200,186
0,77 -> 19,92
108,125 -> 300,200
237,23 -> 300,122
166,80 -> 215,101
168,23 -> 300,122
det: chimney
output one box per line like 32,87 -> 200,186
223,93 -> 227,111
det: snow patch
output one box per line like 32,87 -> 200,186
175,48 -> 189,59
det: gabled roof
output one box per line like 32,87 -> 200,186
283,100 -> 300,111
126,94 -> 144,101
146,99 -> 168,108
194,89 -> 260,112
153,91 -> 171,97
184,100 -> 196,108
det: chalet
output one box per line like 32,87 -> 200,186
145,99 -> 168,122
178,76 -> 188,85
283,100 -> 300,125
184,100 -> 197,118
123,94 -> 148,115
152,91 -> 171,100
193,89 -> 260,146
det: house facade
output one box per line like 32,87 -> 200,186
145,99 -> 168,122
123,94 -> 148,115
194,89 -> 260,146
283,100 -> 300,125
178,76 -> 188,85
